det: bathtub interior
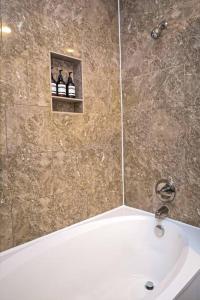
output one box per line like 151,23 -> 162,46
175,270 -> 200,300
0,215 -> 189,300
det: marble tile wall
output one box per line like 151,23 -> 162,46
2,0 -> 200,252
121,0 -> 200,226
0,0 -> 122,251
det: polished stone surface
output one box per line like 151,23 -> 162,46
121,0 -> 200,227
1,0 -> 200,252
0,197 -> 13,251
0,0 -> 122,251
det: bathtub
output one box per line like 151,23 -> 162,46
0,206 -> 200,300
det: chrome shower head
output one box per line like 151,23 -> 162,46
151,20 -> 168,39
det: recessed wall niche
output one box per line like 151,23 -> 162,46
50,52 -> 83,114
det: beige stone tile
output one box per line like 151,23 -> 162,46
0,107 -> 7,156
6,105 -> 53,154
1,55 -> 29,107
184,106 -> 200,188
1,0 -> 31,59
124,106 -> 186,216
53,145 -> 122,199
184,65 -> 200,106
0,190 -> 13,252
33,0 -> 84,52
121,0 -> 200,227
7,151 -> 53,198
123,66 -> 185,111
12,194 -> 54,246
120,0 -> 191,77
51,191 -> 88,228
0,0 -> 122,252
51,112 -> 121,152
87,189 -> 122,219
170,184 -> 200,227
82,0 -> 120,116
12,190 -> 88,247
26,47 -> 51,107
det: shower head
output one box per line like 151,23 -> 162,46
151,20 -> 168,39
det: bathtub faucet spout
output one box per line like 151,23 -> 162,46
155,205 -> 169,219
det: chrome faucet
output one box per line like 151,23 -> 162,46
159,180 -> 175,194
155,178 -> 176,219
155,178 -> 176,202
155,205 -> 169,219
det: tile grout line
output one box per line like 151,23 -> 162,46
118,0 -> 125,205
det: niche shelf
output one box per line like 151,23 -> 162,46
50,52 -> 83,114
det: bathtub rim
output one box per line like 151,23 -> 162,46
1,205 -> 200,259
0,205 -> 200,300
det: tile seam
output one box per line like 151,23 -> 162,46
118,0 -> 125,205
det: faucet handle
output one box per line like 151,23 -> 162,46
155,178 -> 176,203
160,182 -> 175,194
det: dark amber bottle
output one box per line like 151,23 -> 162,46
66,72 -> 75,98
57,69 -> 66,97
51,68 -> 57,96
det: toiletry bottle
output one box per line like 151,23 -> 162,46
66,72 -> 75,98
51,67 -> 57,96
57,69 -> 66,97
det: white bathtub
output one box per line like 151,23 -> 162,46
0,206 -> 200,300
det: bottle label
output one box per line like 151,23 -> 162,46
51,83 -> 56,93
68,86 -> 75,96
58,84 -> 66,95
